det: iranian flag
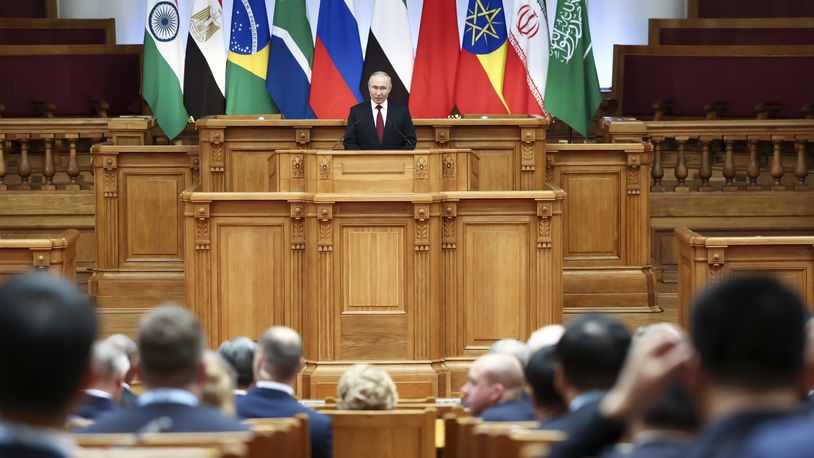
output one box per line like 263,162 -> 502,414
504,0 -> 549,116
360,0 -> 413,106
143,0 -> 189,140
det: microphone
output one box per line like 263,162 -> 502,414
333,119 -> 360,150
387,120 -> 415,149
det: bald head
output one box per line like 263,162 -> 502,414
257,326 -> 303,383
478,353 -> 526,390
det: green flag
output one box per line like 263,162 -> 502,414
543,0 -> 601,137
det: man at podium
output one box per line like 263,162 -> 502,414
343,71 -> 417,150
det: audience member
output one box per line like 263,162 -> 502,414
525,346 -> 567,421
337,364 -> 399,410
78,305 -> 249,433
218,336 -> 256,395
73,340 -> 129,420
491,338 -> 531,366
0,272 -> 97,458
548,277 -> 807,458
527,324 -> 565,353
105,333 -> 140,407
236,326 -> 332,458
542,314 -> 630,435
461,353 -> 535,421
202,350 -> 237,416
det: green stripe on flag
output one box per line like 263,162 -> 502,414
142,34 -> 189,140
225,61 -> 279,115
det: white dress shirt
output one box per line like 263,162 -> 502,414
370,99 -> 388,126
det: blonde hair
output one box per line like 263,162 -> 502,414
202,350 -> 236,416
337,364 -> 398,410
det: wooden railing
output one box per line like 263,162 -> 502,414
602,118 -> 813,192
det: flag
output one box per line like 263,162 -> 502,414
267,0 -> 315,119
143,0 -> 189,140
184,0 -> 226,119
409,0 -> 459,118
454,0 -> 510,114
225,0 -> 278,114
360,0 -> 413,106
504,0 -> 549,116
309,0 -> 364,118
544,0 -> 601,136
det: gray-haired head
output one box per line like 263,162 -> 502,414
219,336 -> 256,389
527,325 -> 565,353
90,339 -> 130,384
256,326 -> 303,383
490,338 -> 531,366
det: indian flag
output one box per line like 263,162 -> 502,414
143,0 -> 189,140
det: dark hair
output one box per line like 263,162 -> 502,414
691,276 -> 807,390
138,305 -> 204,386
218,336 -> 256,388
0,272 -> 97,413
641,378 -> 698,430
556,314 -> 631,391
525,346 -> 565,407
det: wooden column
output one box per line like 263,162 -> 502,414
98,155 -> 119,269
442,201 -> 458,358
317,204 -> 334,361
746,136 -> 764,191
674,136 -> 689,192
770,135 -> 786,191
17,136 -> 31,191
289,202 -> 307,334
65,135 -> 80,191
190,202 -> 212,345
413,203 -> 431,360
651,136 -> 664,192
40,134 -> 56,191
794,137 -> 810,191
721,137 -> 738,192
698,136 -> 715,192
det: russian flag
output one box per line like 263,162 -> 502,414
309,0 -> 364,119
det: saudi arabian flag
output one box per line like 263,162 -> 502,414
143,0 -> 189,140
543,0 -> 601,137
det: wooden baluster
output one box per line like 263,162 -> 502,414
65,135 -> 80,191
674,136 -> 689,192
698,136 -> 714,192
721,137 -> 738,192
795,139 -> 810,191
651,136 -> 664,192
770,136 -> 785,191
17,136 -> 31,191
41,135 -> 56,191
0,137 -> 6,191
746,137 -> 762,191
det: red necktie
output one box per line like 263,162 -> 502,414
376,105 -> 384,143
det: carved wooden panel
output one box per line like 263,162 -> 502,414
560,171 -> 622,261
461,220 -> 529,351
333,156 -> 414,193
122,173 -> 184,262
340,225 -> 406,311
215,222 -> 285,341
227,149 -> 273,192
466,146 -> 516,191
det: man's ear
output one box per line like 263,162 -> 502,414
491,383 -> 506,403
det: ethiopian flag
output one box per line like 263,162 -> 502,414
226,0 -> 278,114
143,0 -> 189,140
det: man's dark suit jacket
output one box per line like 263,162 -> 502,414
343,101 -> 416,150
120,385 -> 139,408
73,392 -> 121,420
0,444 -> 65,458
77,403 -> 250,433
741,408 -> 814,458
480,393 -> 536,422
600,438 -> 690,458
235,387 -> 333,458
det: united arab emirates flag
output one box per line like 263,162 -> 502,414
360,0 -> 413,105
143,0 -> 189,140
183,0 -> 226,120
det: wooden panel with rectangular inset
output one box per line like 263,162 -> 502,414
227,149 -> 273,192
122,173 -> 184,263
467,147 -> 516,191
332,156 -> 414,193
338,314 -> 410,360
341,225 -> 406,311
560,171 -> 622,261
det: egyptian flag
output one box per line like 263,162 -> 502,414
360,0 -> 413,106
504,0 -> 549,116
454,0 -> 510,114
409,0 -> 459,118
183,0 -> 226,119
309,0 -> 364,118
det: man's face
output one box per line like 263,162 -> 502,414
460,360 -> 499,415
368,75 -> 392,105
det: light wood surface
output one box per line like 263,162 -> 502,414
0,228 -> 78,282
325,409 -> 435,458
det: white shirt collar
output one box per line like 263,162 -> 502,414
0,420 -> 76,457
137,388 -> 199,407
256,380 -> 295,397
371,99 -> 389,111
84,389 -> 113,399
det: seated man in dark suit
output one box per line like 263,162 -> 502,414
236,326 -> 332,458
79,306 -> 249,434
105,333 -> 140,407
0,272 -> 97,458
343,71 -> 416,150
461,353 -> 536,421
73,340 -> 129,420
548,277 -> 807,458
525,346 -> 567,422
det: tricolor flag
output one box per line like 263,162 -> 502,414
184,0 -> 226,120
544,0 -> 601,136
143,0 -> 189,139
504,0 -> 549,116
309,0 -> 364,119
225,0 -> 278,115
360,0 -> 413,106
409,0 -> 459,118
267,0 -> 315,119
454,0 -> 510,114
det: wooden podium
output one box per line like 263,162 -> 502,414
183,149 -> 564,398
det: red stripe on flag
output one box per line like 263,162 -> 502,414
409,0 -> 459,118
454,51 -> 509,114
504,46 -> 544,116
309,38 -> 360,119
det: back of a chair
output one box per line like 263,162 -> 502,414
76,447 -> 229,458
470,424 -> 566,458
72,432 -> 259,458
326,408 -> 435,458
243,413 -> 311,458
